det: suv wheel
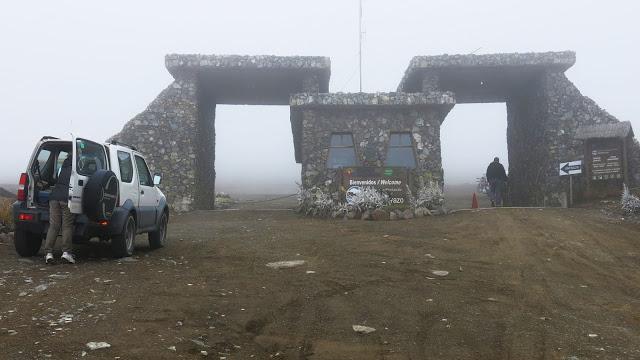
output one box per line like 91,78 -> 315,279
14,230 -> 43,257
111,214 -> 136,258
148,211 -> 168,249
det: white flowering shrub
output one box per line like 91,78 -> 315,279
413,181 -> 444,209
297,185 -> 334,217
348,187 -> 389,211
214,192 -> 235,209
332,202 -> 353,217
297,184 -> 389,217
298,182 -> 446,218
621,184 -> 640,214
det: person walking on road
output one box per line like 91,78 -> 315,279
486,157 -> 508,207
44,157 -> 75,264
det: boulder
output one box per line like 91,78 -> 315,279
346,210 -> 359,220
371,209 -> 389,221
415,207 -> 432,217
361,210 -> 371,220
402,209 -> 414,220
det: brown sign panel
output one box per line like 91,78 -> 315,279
341,167 -> 410,207
590,146 -> 622,181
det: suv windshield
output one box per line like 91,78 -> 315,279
76,139 -> 107,176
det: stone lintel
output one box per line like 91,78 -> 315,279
399,51 -> 576,93
290,92 -> 456,108
165,54 -> 330,105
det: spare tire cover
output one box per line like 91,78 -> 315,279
82,170 -> 119,221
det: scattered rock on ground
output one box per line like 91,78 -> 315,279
352,325 -> 376,334
432,270 -> 449,277
48,273 -> 70,280
266,260 -> 306,269
34,284 -> 49,292
86,342 -> 111,350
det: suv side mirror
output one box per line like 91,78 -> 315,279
153,173 -> 162,186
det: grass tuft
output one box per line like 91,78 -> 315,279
0,197 -> 14,232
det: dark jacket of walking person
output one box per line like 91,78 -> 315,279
44,157 -> 75,264
486,157 -> 508,207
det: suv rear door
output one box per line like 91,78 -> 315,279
69,137 -> 109,214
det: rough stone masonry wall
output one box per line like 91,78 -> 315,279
505,71 -> 633,206
299,107 -> 447,197
539,71 -> 634,205
109,74 -> 199,212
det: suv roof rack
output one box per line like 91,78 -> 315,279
40,136 -> 59,141
108,140 -> 138,151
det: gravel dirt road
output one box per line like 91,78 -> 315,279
1,207 -> 639,359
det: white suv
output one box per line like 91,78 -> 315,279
12,136 -> 169,258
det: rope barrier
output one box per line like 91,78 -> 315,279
235,193 -> 297,204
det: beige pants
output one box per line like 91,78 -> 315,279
44,200 -> 74,253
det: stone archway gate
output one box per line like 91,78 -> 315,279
111,51 -> 637,211
110,55 -> 330,211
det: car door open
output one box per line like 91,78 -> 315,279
69,137 -> 109,214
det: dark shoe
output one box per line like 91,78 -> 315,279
490,201 -> 495,207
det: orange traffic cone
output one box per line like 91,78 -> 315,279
471,192 -> 479,209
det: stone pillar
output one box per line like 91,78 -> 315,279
194,90 -> 216,210
506,86 -> 548,206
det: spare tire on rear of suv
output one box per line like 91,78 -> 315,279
82,170 -> 119,221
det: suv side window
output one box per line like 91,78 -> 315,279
117,151 -> 134,183
134,155 -> 152,187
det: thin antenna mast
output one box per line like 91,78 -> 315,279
359,0 -> 363,92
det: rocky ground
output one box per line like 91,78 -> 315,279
1,205 -> 640,359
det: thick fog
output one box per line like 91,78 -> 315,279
1,0 -> 638,193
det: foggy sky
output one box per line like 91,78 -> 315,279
1,0 -> 638,193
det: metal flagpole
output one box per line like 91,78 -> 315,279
359,0 -> 363,93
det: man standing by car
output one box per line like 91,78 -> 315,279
44,157 -> 75,264
486,157 -> 508,207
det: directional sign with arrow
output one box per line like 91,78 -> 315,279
559,160 -> 582,176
